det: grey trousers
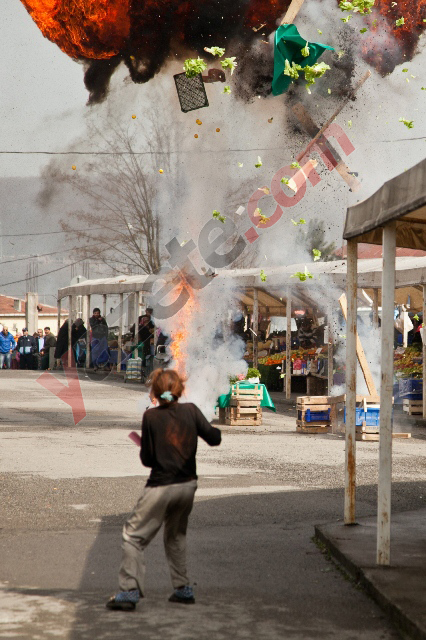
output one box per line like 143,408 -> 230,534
119,479 -> 197,595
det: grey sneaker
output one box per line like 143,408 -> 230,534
169,585 -> 195,604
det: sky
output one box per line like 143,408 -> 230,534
1,1 -> 426,301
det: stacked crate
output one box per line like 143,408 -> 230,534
296,396 -> 331,434
402,398 -> 423,415
225,384 -> 263,426
353,404 -> 380,441
399,378 -> 423,417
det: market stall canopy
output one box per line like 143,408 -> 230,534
58,257 -> 426,300
343,157 -> 426,249
363,285 -> 425,312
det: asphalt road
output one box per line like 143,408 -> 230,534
1,370 -> 425,639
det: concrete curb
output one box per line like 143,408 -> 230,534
314,524 -> 426,640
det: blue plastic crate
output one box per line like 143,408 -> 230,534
398,378 -> 423,399
344,406 -> 380,427
303,408 -> 330,422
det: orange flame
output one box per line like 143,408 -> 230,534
168,281 -> 199,379
21,0 -> 131,59
354,0 -> 426,73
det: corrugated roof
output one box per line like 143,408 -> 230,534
58,256 -> 426,300
344,157 -> 426,247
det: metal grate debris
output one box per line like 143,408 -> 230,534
174,72 -> 209,113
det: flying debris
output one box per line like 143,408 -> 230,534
212,210 -> 226,223
291,267 -> 313,281
399,117 -> 414,128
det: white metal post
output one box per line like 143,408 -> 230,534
85,295 -> 91,370
253,288 -> 259,369
117,293 -> 124,373
68,296 -> 72,368
423,285 -> 426,420
57,299 -> 61,336
286,291 -> 292,399
377,222 -> 396,566
327,305 -> 333,395
345,239 -> 358,525
102,294 -> 107,319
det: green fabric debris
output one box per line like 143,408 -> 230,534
272,24 -> 334,96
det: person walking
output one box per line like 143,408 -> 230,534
0,326 -> 16,369
106,368 -> 221,611
16,328 -> 36,370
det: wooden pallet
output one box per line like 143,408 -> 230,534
296,396 -> 331,431
402,399 -> 423,415
356,432 -> 411,441
297,396 -> 331,405
296,424 -> 331,434
225,406 -> 262,426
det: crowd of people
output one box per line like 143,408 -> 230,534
0,306 -> 164,372
0,325 -> 57,370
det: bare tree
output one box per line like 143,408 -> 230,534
57,121 -> 169,275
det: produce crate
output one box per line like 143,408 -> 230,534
398,378 -> 423,399
403,398 -> 423,415
225,406 -> 262,426
299,408 -> 331,422
296,396 -> 331,433
226,384 -> 263,426
344,406 -> 380,427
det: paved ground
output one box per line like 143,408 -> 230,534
316,509 -> 426,640
0,370 -> 425,639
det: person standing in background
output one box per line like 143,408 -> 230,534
33,328 -> 44,370
17,328 -> 36,370
89,308 -> 109,370
40,327 -> 57,370
0,326 -> 16,369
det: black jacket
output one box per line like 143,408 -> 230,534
17,335 -> 36,354
141,402 -> 221,487
89,316 -> 108,340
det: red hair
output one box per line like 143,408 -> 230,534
149,368 -> 185,403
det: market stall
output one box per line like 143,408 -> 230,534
343,156 -> 426,566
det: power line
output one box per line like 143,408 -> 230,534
0,147 -> 283,156
0,249 -> 105,288
0,243 -> 99,265
1,226 -> 123,238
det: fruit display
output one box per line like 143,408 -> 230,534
257,347 -> 326,366
394,346 -> 423,378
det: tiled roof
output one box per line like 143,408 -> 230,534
0,294 -> 67,315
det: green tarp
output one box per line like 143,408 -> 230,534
272,24 -> 334,96
217,383 -> 276,412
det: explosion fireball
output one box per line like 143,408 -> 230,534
21,0 -> 290,103
21,0 -> 426,103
